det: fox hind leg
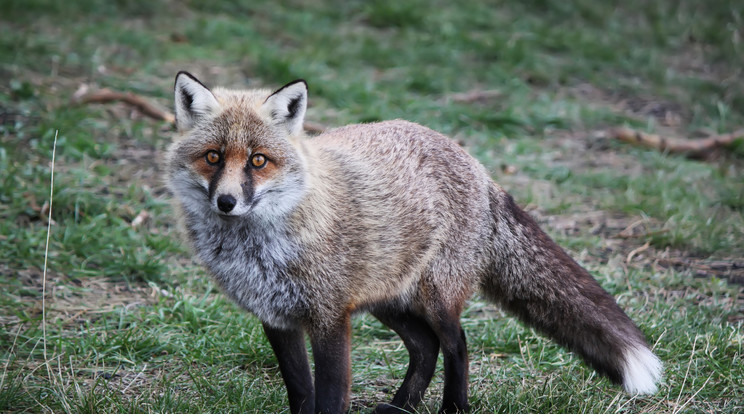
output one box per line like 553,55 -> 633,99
371,309 -> 440,413
427,311 -> 470,413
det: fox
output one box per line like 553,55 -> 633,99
165,71 -> 662,414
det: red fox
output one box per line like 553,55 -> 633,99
166,72 -> 662,413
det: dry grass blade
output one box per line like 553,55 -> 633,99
41,131 -> 58,385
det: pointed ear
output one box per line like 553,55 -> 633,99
174,71 -> 221,132
262,80 -> 308,135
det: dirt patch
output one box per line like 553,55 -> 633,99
108,133 -> 171,195
536,206 -> 744,285
563,83 -> 690,131
82,363 -> 195,402
2,266 -> 160,329
663,43 -> 743,96
658,257 -> 744,286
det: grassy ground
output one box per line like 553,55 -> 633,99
1,0 -> 742,412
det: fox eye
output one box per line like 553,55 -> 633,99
251,153 -> 267,168
205,150 -> 221,165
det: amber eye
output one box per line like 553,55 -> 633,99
205,150 -> 221,165
251,153 -> 267,168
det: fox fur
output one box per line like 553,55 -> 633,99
165,72 -> 662,413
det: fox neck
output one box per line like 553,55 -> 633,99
184,208 -> 310,328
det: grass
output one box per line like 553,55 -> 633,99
1,0 -> 743,412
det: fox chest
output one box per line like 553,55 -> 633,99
191,226 -> 309,329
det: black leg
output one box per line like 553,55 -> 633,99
310,315 -> 352,414
428,313 -> 469,413
263,323 -> 315,414
371,309 -> 440,414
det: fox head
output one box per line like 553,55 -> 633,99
166,72 -> 308,223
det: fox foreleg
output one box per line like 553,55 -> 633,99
309,315 -> 353,414
263,324 -> 315,414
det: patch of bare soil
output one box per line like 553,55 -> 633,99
109,130 -> 170,194
82,363 -> 196,403
563,83 -> 690,134
547,208 -> 743,281
2,266 -> 159,329
14,360 -> 197,408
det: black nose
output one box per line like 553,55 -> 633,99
217,194 -> 237,213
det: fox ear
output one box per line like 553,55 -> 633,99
174,71 -> 221,132
262,80 -> 307,135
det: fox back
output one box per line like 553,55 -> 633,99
166,72 -> 662,414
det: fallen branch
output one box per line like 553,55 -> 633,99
72,88 -> 175,124
611,126 -> 744,157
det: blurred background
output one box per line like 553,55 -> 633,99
1,1 -> 742,412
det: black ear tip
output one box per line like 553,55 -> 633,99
288,79 -> 308,91
175,71 -> 193,83
265,79 -> 309,103
174,72 -> 212,92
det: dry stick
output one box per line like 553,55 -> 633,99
74,89 -> 176,124
611,126 -> 744,157
42,131 -> 58,385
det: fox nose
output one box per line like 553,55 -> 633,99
217,194 -> 237,213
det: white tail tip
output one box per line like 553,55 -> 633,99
622,345 -> 663,395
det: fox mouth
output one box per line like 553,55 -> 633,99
210,191 -> 273,220
216,212 -> 240,221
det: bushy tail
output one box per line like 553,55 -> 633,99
481,187 -> 662,394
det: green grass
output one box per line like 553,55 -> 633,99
1,0 -> 743,412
